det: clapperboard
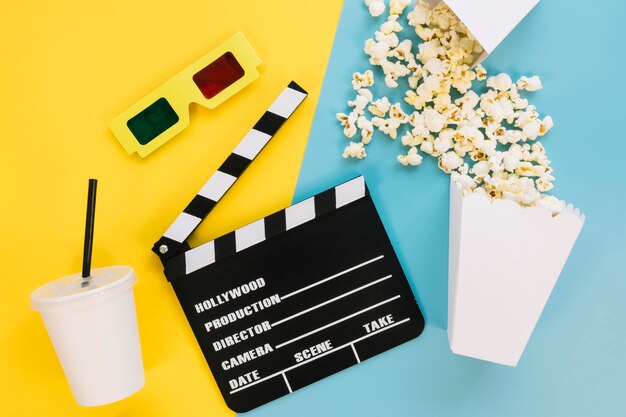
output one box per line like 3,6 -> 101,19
152,81 -> 425,412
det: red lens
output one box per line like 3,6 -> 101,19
193,52 -> 245,100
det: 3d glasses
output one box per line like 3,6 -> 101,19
109,32 -> 261,157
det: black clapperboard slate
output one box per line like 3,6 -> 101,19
152,82 -> 425,412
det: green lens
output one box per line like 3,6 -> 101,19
127,97 -> 179,145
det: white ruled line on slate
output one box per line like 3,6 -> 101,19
275,295 -> 402,349
351,344 -> 361,363
229,317 -> 412,395
272,275 -> 393,327
282,372 -> 292,393
280,255 -> 384,300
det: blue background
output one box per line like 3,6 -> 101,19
248,1 -> 626,415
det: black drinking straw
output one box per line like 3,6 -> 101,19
82,179 -> 98,279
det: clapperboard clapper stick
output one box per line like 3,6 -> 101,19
152,82 -> 425,412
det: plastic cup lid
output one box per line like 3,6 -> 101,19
31,266 -> 136,310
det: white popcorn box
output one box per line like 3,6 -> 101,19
447,180 -> 585,366
426,0 -> 541,65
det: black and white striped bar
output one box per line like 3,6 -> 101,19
152,81 -> 308,260
164,176 -> 368,281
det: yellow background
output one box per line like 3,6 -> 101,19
0,1 -> 342,415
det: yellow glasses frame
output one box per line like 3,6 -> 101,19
109,32 -> 261,157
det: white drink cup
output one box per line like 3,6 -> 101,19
31,265 -> 145,406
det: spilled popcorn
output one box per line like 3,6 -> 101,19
337,0 -> 563,214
